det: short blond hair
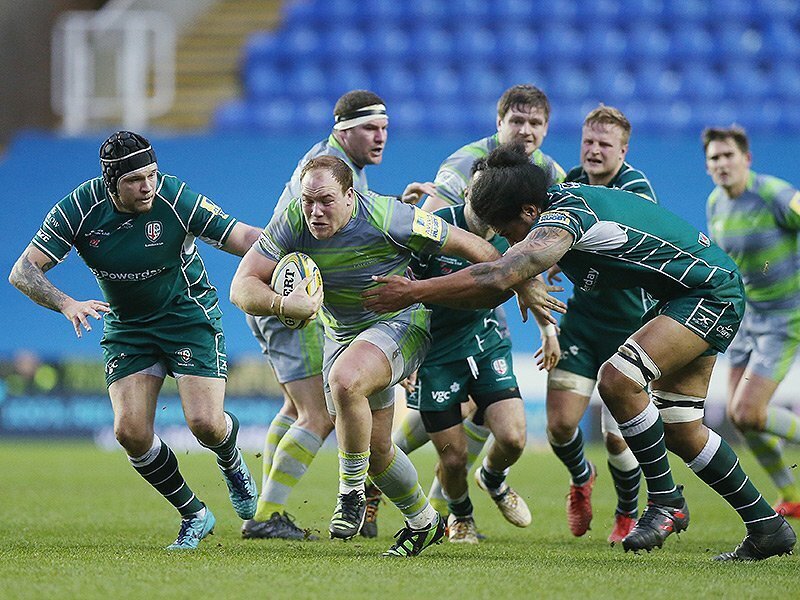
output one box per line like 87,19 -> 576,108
583,104 -> 631,145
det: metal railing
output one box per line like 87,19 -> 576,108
51,0 -> 176,134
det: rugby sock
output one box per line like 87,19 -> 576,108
607,448 -> 641,516
480,456 -> 510,494
464,419 -> 491,469
549,427 -> 592,485
446,489 -> 474,519
260,413 -> 295,490
201,411 -> 241,471
129,435 -> 204,516
617,402 -> 683,506
427,476 -> 449,515
744,431 -> 799,502
392,410 -> 430,454
338,449 -> 369,494
687,429 -> 779,533
255,425 -> 322,521
371,445 -> 435,529
764,406 -> 800,442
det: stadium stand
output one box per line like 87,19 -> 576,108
145,2 -> 800,134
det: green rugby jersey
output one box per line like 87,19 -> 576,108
433,133 -> 566,206
32,174 -> 237,327
257,190 -> 451,343
272,134 -> 370,217
707,170 -> 800,311
564,162 -> 658,327
538,183 -> 739,302
411,204 -> 510,363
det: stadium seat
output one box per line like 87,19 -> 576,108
416,65 -> 461,101
461,68 -> 505,102
762,23 -> 800,60
409,27 -> 455,66
722,62 -> 770,100
625,25 -> 671,61
368,26 -> 413,61
285,64 -> 328,100
713,24 -> 764,60
320,27 -> 368,63
774,64 -> 800,100
668,25 -> 714,61
452,26 -> 499,62
253,98 -> 299,132
584,27 -> 628,61
547,65 -> 591,103
371,62 -> 417,102
678,65 -> 725,102
540,25 -> 585,61
327,65 -> 374,100
212,99 -> 253,131
590,65 -> 636,104
244,64 -> 285,100
496,26 -> 540,62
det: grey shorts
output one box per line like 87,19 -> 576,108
246,314 -> 324,384
726,307 -> 800,382
323,319 -> 431,416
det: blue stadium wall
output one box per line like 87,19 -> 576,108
3,129 -> 799,359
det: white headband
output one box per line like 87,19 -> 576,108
333,104 -> 388,130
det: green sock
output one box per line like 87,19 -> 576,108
338,449 -> 369,494
260,413 -> 295,490
549,427 -> 591,485
129,436 -> 203,517
392,410 -> 430,454
446,490 -> 474,519
687,429 -> 779,533
255,425 -> 322,521
617,403 -> 682,506
744,431 -> 800,501
764,406 -> 800,443
371,445 -> 432,527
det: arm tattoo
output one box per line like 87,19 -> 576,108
10,254 -> 69,312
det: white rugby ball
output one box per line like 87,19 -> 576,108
270,252 -> 323,329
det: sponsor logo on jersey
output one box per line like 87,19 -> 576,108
89,266 -> 166,281
431,390 -> 451,403
537,210 -> 571,226
715,324 -> 734,339
145,221 -> 162,243
698,232 -> 710,247
492,358 -> 508,375
200,197 -> 229,219
581,267 -> 600,291
412,208 -> 445,242
37,230 -> 51,242
176,348 -> 193,363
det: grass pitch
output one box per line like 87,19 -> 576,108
1,440 -> 797,599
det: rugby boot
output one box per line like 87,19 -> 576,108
242,512 -> 318,541
567,462 -> 597,536
714,518 -> 796,561
608,513 -> 637,544
773,500 -> 800,519
447,514 -> 479,544
166,508 -> 216,550
382,512 -> 446,557
220,450 -> 258,520
359,483 -> 382,538
622,493 -> 689,553
475,467 -> 532,527
330,490 -> 366,540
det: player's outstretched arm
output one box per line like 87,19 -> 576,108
9,245 -> 110,338
400,181 -> 438,205
230,247 -> 321,320
221,222 -> 263,257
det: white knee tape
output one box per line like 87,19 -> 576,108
651,390 -> 705,423
547,368 -> 596,396
607,339 -> 661,389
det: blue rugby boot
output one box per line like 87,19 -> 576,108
167,507 -> 216,550
221,449 -> 258,519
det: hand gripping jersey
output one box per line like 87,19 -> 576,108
32,174 -> 237,327
256,190 -> 451,343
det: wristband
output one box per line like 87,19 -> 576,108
540,323 -> 557,338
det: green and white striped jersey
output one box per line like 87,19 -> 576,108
433,133 -> 566,206
257,190 -> 451,343
32,174 -> 237,327
707,171 -> 800,311
564,162 -> 658,327
539,183 -> 739,302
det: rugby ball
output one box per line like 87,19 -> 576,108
270,252 -> 323,329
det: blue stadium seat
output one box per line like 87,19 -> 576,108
391,99 -> 426,132
496,26 -> 540,61
580,0 -> 623,24
253,98 -> 299,132
418,100 -> 470,133
320,27 -> 368,62
416,65 -> 461,101
298,98 -> 332,130
360,0 -> 408,26
632,64 -> 680,101
409,26 -> 455,65
590,66 -> 636,104
244,64 -> 285,100
212,99 -> 253,131
662,0 -> 711,24
499,65 -> 548,95
243,32 -> 281,63
762,23 -> 800,60
712,24 -> 765,60
722,62 -> 770,100
620,0 -> 664,20
539,25 -> 585,61
584,27 -> 628,61
624,25 -> 670,61
774,64 -> 800,99
405,0 -> 450,27
461,68 -> 505,102
668,25 -> 714,61
753,0 -> 800,20
367,26 -> 412,61
327,65 -> 374,99
678,65 -> 724,101
371,62 -> 417,101
546,65 -> 591,103
285,63 -> 328,99
452,26 -> 499,62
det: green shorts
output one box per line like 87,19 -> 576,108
644,275 -> 745,354
408,341 -> 519,414
101,318 -> 227,387
557,310 -> 638,380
